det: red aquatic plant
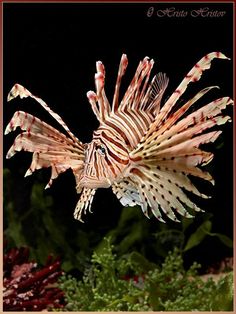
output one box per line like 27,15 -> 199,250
3,243 -> 65,311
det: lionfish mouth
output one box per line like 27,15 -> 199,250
79,176 -> 111,189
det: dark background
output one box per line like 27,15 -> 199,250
3,2 -> 233,269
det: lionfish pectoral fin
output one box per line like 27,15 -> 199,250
127,51 -> 233,222
142,52 -> 231,140
157,52 -> 230,121
5,87 -> 85,189
7,83 -> 31,101
128,166 -> 199,222
6,83 -> 82,143
73,188 -> 96,222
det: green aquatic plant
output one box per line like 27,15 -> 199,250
4,167 -> 233,274
3,168 -> 96,272
58,239 -> 233,311
98,204 -> 233,264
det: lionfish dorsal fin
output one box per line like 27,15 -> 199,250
87,55 -> 168,126
118,56 -> 154,113
140,72 -> 169,115
87,60 -> 111,123
113,56 -> 169,118
112,54 -> 128,112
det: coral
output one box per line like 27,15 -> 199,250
3,243 -> 65,311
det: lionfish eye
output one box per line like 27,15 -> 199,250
96,145 -> 106,155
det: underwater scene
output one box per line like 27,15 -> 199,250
3,2 -> 233,311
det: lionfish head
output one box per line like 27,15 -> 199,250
80,128 -> 130,189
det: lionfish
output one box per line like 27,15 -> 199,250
5,52 -> 233,223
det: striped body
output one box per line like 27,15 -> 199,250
81,109 -> 153,189
5,52 -> 233,222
